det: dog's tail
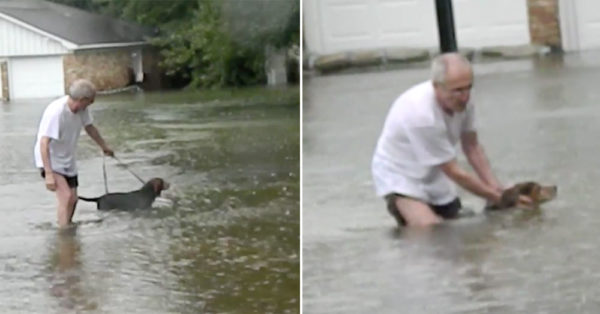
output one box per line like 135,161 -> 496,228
78,196 -> 100,203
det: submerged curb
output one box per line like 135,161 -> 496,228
305,44 -> 552,75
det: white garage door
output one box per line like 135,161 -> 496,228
9,56 -> 64,99
304,0 -> 530,55
560,0 -> 600,51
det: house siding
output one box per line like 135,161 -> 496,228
0,15 -> 69,56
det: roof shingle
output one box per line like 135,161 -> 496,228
0,0 -> 156,46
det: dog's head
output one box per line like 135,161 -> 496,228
146,178 -> 170,196
496,181 -> 557,209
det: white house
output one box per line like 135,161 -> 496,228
0,0 -> 156,100
303,0 -> 600,56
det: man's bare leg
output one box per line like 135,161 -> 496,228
68,187 -> 78,224
395,196 -> 442,227
54,174 -> 75,228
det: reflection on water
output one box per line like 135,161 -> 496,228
0,87 -> 299,313
303,53 -> 600,313
47,227 -> 97,312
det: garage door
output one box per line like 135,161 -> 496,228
304,0 -> 530,55
560,0 -> 600,51
9,56 -> 64,99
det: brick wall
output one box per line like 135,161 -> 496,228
63,49 -> 135,92
527,0 -> 561,49
0,61 -> 8,101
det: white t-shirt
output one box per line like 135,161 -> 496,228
371,80 -> 476,205
34,96 -> 93,176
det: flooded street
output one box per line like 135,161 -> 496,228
0,87 -> 299,313
303,52 -> 600,313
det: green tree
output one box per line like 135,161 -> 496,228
47,0 -> 100,11
47,0 -> 299,88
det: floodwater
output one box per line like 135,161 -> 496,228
0,87 -> 299,313
303,52 -> 600,313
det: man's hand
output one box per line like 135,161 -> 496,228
490,189 -> 502,204
440,159 -> 503,203
103,147 -> 114,157
45,175 -> 56,191
494,185 -> 504,194
85,125 -> 114,157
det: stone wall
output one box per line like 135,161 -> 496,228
63,49 -> 135,92
527,0 -> 561,49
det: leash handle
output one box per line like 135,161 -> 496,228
111,155 -> 145,184
102,154 -> 109,194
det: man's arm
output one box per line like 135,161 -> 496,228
40,136 -> 56,191
84,124 -> 114,156
460,131 -> 502,191
440,159 -> 501,203
460,131 -> 534,207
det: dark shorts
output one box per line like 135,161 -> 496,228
40,169 -> 78,188
384,193 -> 462,226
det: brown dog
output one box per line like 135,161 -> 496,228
78,178 -> 170,210
486,181 -> 557,210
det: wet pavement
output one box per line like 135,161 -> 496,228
0,87 -> 299,313
303,52 -> 600,313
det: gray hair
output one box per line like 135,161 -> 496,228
68,79 -> 96,100
431,53 -> 472,85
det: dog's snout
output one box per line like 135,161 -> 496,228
163,181 -> 170,190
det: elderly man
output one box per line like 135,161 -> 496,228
372,53 -> 528,227
34,79 -> 114,228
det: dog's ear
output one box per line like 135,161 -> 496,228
150,178 -> 170,194
148,178 -> 161,194
515,182 -> 543,206
498,186 -> 521,208
513,182 -> 534,194
530,184 -> 541,202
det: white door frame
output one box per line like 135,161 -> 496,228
558,0 -> 580,51
0,59 -> 4,101
302,0 -> 325,54
131,49 -> 143,83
